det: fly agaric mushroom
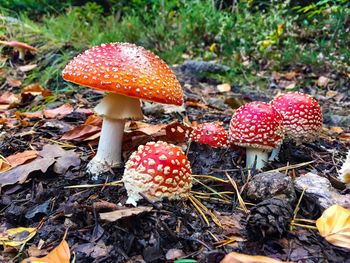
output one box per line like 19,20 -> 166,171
270,92 -> 322,145
62,43 -> 183,177
189,122 -> 229,148
229,101 -> 284,169
0,40 -> 38,60
122,141 -> 192,206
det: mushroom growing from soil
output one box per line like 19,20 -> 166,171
229,101 -> 284,169
0,40 -> 38,60
270,92 -> 322,145
189,122 -> 229,148
62,43 -> 183,177
122,141 -> 192,206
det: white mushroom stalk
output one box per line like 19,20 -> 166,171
86,93 -> 143,177
246,148 -> 269,169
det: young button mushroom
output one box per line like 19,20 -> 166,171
189,122 -> 229,148
0,40 -> 37,60
122,141 -> 192,206
229,101 -> 284,169
270,92 -> 322,145
62,43 -> 183,177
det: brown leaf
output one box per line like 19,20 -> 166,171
21,233 -> 70,263
18,64 -> 37,72
99,206 -> 153,222
316,76 -> 330,88
43,104 -> 73,119
21,84 -> 52,98
17,110 -> 43,119
61,115 -> 102,141
7,77 -> 22,87
61,125 -> 101,141
220,252 -> 283,263
5,150 -> 38,168
217,83 -> 231,92
0,91 -> 20,110
0,157 -> 55,187
0,159 -> 11,173
316,204 -> 350,249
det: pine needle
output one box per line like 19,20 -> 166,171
224,172 -> 248,213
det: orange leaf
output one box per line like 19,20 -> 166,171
5,150 -> 38,167
21,233 -> 70,263
220,252 -> 284,263
21,84 -> 52,98
316,204 -> 350,249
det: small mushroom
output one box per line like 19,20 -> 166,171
122,141 -> 192,206
270,92 -> 322,145
0,40 -> 38,60
62,43 -> 183,178
339,150 -> 350,184
229,101 -> 284,169
189,122 -> 229,148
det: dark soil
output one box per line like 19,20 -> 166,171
0,63 -> 350,263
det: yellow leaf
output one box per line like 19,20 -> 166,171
0,227 -> 37,247
277,23 -> 285,36
316,204 -> 350,249
220,251 -> 284,263
21,233 -> 70,263
209,43 -> 217,52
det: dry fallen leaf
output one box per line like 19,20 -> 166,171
316,204 -> 350,249
100,206 -> 153,222
61,115 -> 102,141
0,144 -> 80,186
21,83 -> 52,98
0,227 -> 37,247
316,76 -> 330,88
5,150 -> 38,168
43,104 -> 74,119
217,83 -> 231,92
22,232 -> 70,263
0,91 -> 20,110
18,64 -> 37,72
220,252 -> 283,263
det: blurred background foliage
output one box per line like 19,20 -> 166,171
0,0 -> 349,90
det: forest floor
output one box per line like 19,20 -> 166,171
0,56 -> 350,263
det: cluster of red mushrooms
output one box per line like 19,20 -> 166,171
62,42 -> 328,206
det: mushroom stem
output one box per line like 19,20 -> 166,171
246,148 -> 269,169
18,48 -> 25,60
87,92 -> 143,179
87,117 -> 125,178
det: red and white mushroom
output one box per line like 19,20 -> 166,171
122,141 -> 192,206
270,92 -> 322,145
189,122 -> 229,148
229,101 -> 284,169
62,43 -> 183,177
0,40 -> 38,60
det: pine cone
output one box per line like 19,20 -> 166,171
246,197 -> 293,240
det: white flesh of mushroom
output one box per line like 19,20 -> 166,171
246,148 -> 269,170
87,93 -> 143,178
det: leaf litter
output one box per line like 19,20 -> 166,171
0,49 -> 349,262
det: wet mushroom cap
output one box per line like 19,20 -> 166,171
62,42 -> 183,105
190,122 -> 229,148
229,101 -> 284,150
122,141 -> 192,203
270,92 -> 322,143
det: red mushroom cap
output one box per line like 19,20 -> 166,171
270,92 -> 322,144
229,101 -> 284,150
189,122 -> 229,148
0,40 -> 37,51
122,141 -> 192,205
62,42 -> 183,106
